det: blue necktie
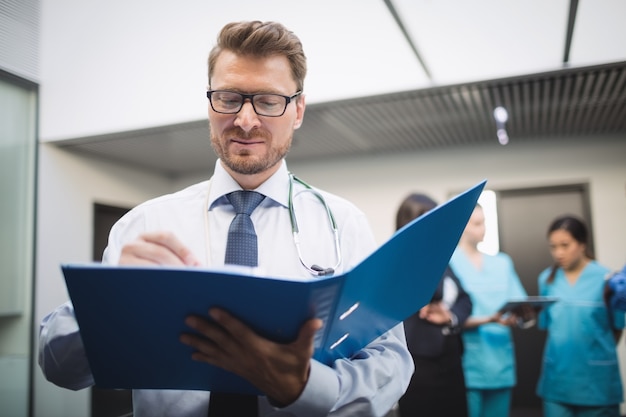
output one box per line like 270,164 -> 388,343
209,190 -> 264,417
224,191 -> 265,267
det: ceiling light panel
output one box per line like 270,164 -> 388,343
392,0 -> 569,85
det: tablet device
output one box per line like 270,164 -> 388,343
498,296 -> 559,314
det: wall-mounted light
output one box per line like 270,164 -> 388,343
493,106 -> 509,145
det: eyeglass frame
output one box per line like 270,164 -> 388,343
206,90 -> 302,117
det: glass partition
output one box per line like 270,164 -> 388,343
0,73 -> 38,417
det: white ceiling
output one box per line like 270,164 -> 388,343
49,0 -> 626,176
41,0 -> 626,141
382,0 -> 626,87
227,0 -> 626,101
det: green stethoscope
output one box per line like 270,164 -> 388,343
288,173 -> 341,276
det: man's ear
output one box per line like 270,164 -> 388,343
294,94 -> 306,130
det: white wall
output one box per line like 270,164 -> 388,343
34,144 -> 174,417
289,136 -> 626,264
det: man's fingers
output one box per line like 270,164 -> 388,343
295,318 -> 323,350
141,231 -> 200,265
120,239 -> 184,265
119,231 -> 200,266
206,309 -> 322,355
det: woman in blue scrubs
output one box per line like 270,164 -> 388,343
537,215 -> 623,417
450,204 -> 528,417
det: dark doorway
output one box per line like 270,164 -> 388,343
92,203 -> 133,417
496,184 -> 591,417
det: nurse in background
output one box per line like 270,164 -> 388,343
449,204 -> 527,417
536,215 -> 623,417
395,193 -> 473,417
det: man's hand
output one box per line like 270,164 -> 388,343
180,308 -> 323,407
118,231 -> 200,266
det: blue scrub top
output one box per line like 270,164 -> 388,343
450,249 -> 527,389
537,260 -> 624,406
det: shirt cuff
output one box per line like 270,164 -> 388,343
278,360 -> 338,417
449,312 -> 458,327
442,312 -> 459,335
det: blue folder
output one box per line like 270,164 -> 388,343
62,180 -> 485,394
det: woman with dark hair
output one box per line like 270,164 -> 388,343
536,215 -> 623,417
395,193 -> 473,417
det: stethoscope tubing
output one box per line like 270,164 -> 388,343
288,173 -> 341,276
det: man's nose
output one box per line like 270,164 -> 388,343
234,100 -> 261,131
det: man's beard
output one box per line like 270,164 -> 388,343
210,126 -> 291,175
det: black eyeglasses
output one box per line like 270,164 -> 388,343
206,90 -> 302,117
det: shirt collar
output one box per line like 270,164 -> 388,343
208,159 -> 291,209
